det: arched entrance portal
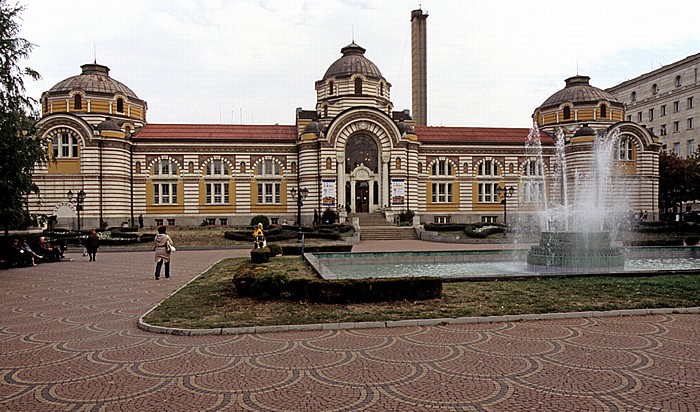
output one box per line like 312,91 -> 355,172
345,134 -> 380,213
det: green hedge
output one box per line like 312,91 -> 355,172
424,223 -> 467,231
623,238 -> 685,247
281,244 -> 353,255
463,223 -> 504,238
232,273 -> 442,303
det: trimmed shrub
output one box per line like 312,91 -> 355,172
464,223 -> 504,238
251,215 -> 270,229
250,247 -> 271,263
321,208 -> 337,224
424,223 -> 467,232
685,236 -> 699,246
268,243 -> 282,257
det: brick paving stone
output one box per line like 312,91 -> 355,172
0,245 -> 698,411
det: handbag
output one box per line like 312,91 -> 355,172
166,242 -> 175,252
83,247 -> 88,257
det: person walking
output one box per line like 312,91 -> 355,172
85,230 -> 100,261
153,226 -> 174,280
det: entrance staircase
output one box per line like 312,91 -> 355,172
350,213 -> 418,241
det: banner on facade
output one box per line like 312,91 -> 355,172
391,179 -> 405,205
322,180 -> 336,207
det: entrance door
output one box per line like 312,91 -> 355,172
356,181 -> 369,213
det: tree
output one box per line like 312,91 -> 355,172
658,151 -> 700,221
0,1 -> 48,235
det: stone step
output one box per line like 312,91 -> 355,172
360,226 -> 418,241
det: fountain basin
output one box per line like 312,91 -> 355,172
527,231 -> 624,272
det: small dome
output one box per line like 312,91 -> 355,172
323,42 -> 383,80
49,63 -> 140,99
573,124 -> 596,137
303,120 -> 324,134
540,76 -> 619,109
96,117 -> 122,131
397,120 -> 415,135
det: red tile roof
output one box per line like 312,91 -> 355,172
415,126 -> 554,145
133,124 -> 297,141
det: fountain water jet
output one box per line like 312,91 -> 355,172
525,126 -> 626,272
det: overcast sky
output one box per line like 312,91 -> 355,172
19,0 -> 700,128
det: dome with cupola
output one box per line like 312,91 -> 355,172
323,42 -> 384,81
40,63 -> 147,128
533,75 -> 625,134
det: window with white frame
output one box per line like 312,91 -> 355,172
153,182 -> 178,204
431,183 -> 453,203
616,137 -> 634,161
674,142 -> 681,156
256,159 -> 282,204
203,159 -> 231,205
522,159 -> 545,203
434,216 -> 451,224
52,133 -> 79,158
661,105 -> 666,116
152,159 -> 178,205
481,216 -> 497,223
478,183 -> 500,203
674,121 -> 680,133
478,159 -> 499,177
688,97 -> 695,109
688,118 -> 694,130
431,160 -> 454,176
688,140 -> 696,157
152,159 -> 178,176
660,124 -> 667,136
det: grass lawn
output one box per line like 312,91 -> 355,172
143,256 -> 700,329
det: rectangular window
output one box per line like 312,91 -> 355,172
674,142 -> 681,156
674,121 -> 680,133
431,183 -> 453,203
155,219 -> 163,226
481,216 -> 497,223
434,216 -> 452,224
660,124 -> 667,136
206,183 -> 229,204
219,218 -> 228,226
661,105 -> 666,116
207,218 -> 216,225
688,140 -> 696,157
257,182 -> 281,204
637,112 -> 642,122
478,183 -> 500,203
688,97 -> 694,109
154,183 -> 177,204
688,118 -> 694,130
674,101 -> 680,112
626,115 -> 632,122
167,219 -> 175,226
648,108 -> 654,121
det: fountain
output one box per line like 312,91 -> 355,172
525,126 -> 626,272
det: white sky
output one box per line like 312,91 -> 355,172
19,0 -> 700,128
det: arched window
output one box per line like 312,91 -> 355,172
431,160 -> 454,176
477,159 -> 499,176
631,91 -> 637,102
675,75 -> 682,88
354,77 -> 363,95
326,157 -> 333,170
652,84 -> 658,95
135,162 -> 142,174
563,106 -> 571,120
52,133 -> 79,158
188,161 -> 194,174
151,159 -> 179,205
417,162 -> 423,174
73,94 -> 82,110
323,105 -> 328,118
116,97 -> 124,113
522,159 -> 545,203
345,134 -> 378,173
328,81 -> 334,95
240,161 -> 246,173
380,82 -> 384,96
600,104 -> 607,118
430,160 -> 454,204
256,159 -> 282,204
395,157 -> 402,170
616,137 -> 634,161
203,159 -> 231,204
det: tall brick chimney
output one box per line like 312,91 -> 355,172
411,8 -> 428,126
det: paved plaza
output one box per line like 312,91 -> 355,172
1,243 -> 699,411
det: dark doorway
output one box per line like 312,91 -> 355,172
355,181 -> 369,213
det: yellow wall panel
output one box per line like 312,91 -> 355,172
47,159 -> 80,174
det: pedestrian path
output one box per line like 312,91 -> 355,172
1,246 -> 698,411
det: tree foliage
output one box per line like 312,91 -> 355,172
0,1 -> 48,233
658,151 -> 700,220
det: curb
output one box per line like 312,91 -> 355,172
137,306 -> 700,336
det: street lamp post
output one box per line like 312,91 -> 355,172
290,187 -> 309,254
496,185 -> 515,233
67,189 -> 87,232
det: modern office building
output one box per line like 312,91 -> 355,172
607,53 -> 700,158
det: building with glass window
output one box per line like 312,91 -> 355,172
29,43 -> 660,229
606,52 -> 700,158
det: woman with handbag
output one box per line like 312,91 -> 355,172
153,226 -> 175,280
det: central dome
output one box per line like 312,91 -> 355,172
539,75 -> 619,109
49,63 -> 140,99
323,42 -> 384,80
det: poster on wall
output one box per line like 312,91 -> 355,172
391,179 -> 405,205
322,180 -> 336,207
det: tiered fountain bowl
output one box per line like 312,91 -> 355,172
527,231 -> 624,273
